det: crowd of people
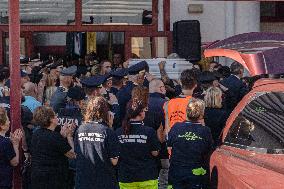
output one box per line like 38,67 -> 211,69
0,52 -> 261,189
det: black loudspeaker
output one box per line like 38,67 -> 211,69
173,20 -> 201,62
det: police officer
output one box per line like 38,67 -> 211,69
194,71 -> 217,100
50,65 -> 77,113
56,86 -> 85,189
101,74 -> 122,130
102,73 -> 113,100
57,86 -> 85,129
110,68 -> 128,96
80,75 -> 106,100
116,61 -> 149,122
81,75 -> 121,129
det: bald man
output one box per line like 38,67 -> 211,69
22,82 -> 41,113
144,79 -> 169,189
23,82 -> 38,99
149,79 -> 167,95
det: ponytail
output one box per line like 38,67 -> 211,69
122,98 -> 146,135
122,116 -> 131,135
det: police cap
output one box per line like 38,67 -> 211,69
212,70 -> 223,79
60,65 -> 77,76
48,62 -> 62,70
20,57 -> 29,64
21,70 -> 28,77
5,70 -> 28,88
128,61 -> 148,75
67,86 -> 86,100
104,73 -> 112,83
80,75 -> 105,88
111,68 -> 128,79
198,71 -> 216,83
5,79 -> 10,88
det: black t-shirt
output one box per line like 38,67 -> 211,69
115,121 -> 161,183
167,121 -> 213,182
0,135 -> 16,188
74,122 -> 120,189
31,128 -> 71,170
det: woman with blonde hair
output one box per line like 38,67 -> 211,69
167,98 -> 213,189
43,74 -> 58,105
204,87 -> 229,146
75,96 -> 120,189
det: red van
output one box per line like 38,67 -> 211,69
204,32 -> 284,189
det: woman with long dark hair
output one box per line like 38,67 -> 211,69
75,96 -> 120,189
115,98 -> 160,189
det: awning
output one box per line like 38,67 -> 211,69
204,32 -> 284,76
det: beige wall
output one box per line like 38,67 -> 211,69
170,1 -> 260,42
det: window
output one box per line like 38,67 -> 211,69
4,37 -> 26,64
225,92 -> 284,154
82,0 -> 153,25
131,37 -> 152,58
0,0 -> 75,25
260,2 -> 284,22
131,37 -> 168,59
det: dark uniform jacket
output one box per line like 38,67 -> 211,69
220,75 -> 248,112
57,103 -> 83,170
110,87 -> 119,96
116,79 -> 149,123
204,108 -> 229,146
144,93 -> 168,159
50,86 -> 68,113
57,103 -> 83,128
116,81 -> 136,122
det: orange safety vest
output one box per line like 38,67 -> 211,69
163,96 -> 192,129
